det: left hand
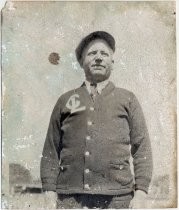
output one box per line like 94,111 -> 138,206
129,190 -> 147,209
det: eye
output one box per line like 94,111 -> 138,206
101,51 -> 109,56
87,51 -> 97,56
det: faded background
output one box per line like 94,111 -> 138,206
1,1 -> 176,209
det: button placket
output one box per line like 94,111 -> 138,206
83,103 -> 97,191
84,145 -> 92,190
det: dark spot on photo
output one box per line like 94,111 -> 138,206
48,52 -> 60,65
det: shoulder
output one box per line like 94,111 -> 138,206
113,86 -> 136,102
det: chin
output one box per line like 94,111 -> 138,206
91,70 -> 106,75
91,75 -> 109,83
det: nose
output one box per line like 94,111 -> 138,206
95,53 -> 103,63
95,58 -> 102,63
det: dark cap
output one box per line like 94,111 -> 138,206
75,31 -> 115,65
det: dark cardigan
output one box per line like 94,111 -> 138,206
40,82 -> 153,195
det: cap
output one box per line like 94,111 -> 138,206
75,31 -> 115,65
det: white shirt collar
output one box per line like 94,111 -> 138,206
85,79 -> 109,94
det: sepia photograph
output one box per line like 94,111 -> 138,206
1,1 -> 177,209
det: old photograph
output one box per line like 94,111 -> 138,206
1,1 -> 176,209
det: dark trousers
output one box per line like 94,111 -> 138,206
57,192 -> 133,209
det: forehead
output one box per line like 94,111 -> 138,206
84,39 -> 112,53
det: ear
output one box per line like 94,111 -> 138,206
79,58 -> 83,68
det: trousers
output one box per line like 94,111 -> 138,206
56,192 -> 133,209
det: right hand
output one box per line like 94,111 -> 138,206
43,191 -> 57,209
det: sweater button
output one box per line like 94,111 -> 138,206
90,107 -> 94,111
85,169 -> 90,173
87,121 -> 92,126
119,165 -> 124,170
86,136 -> 91,140
85,151 -> 90,156
84,184 -> 90,190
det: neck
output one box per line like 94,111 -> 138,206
86,78 -> 109,84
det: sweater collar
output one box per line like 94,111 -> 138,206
81,81 -> 115,96
84,79 -> 109,95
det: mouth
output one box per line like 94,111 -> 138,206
91,64 -> 105,69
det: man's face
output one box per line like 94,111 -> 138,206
81,39 -> 114,83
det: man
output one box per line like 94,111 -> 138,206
40,31 -> 153,209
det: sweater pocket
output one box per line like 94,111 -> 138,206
109,161 -> 133,187
57,164 -> 71,189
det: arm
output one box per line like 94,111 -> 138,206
128,93 -> 153,208
40,98 -> 62,192
129,93 -> 153,194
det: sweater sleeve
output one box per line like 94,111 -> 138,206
129,93 -> 153,194
40,98 -> 62,192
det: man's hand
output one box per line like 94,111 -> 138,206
129,190 -> 147,209
43,191 -> 57,209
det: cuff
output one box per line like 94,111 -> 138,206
41,177 -> 57,192
42,182 -> 56,192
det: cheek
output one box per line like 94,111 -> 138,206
83,58 -> 93,67
105,61 -> 113,69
